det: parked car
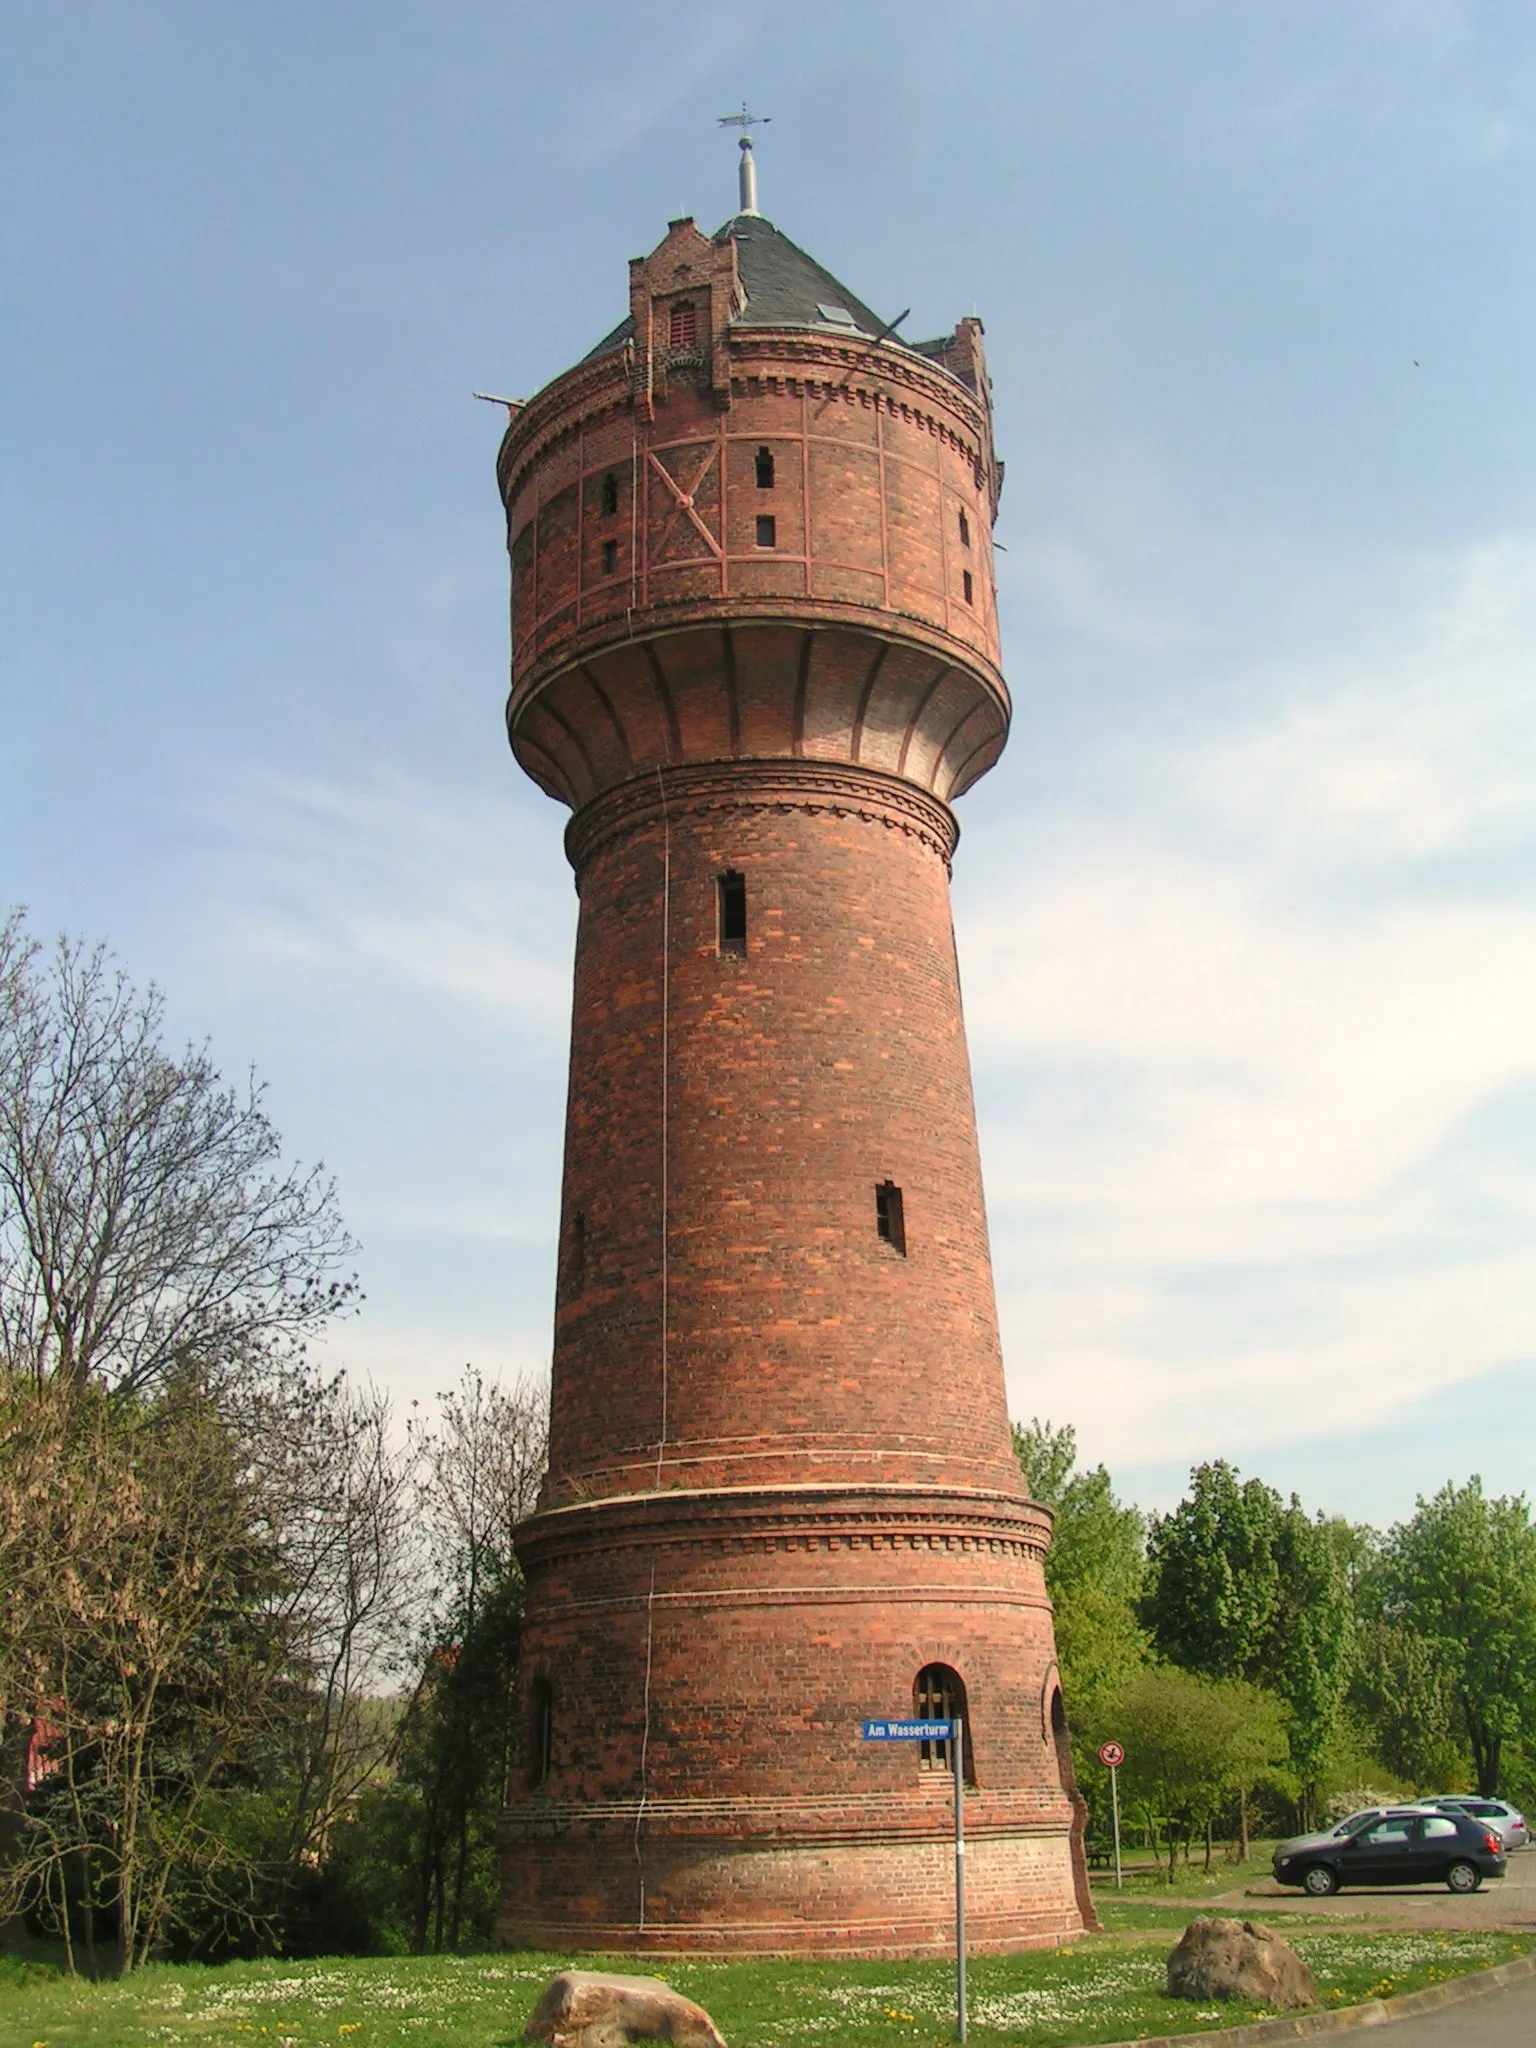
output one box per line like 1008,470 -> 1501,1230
1325,1805 -> 1412,1836
1273,1806 -> 1506,1895
1421,1797 -> 1530,1850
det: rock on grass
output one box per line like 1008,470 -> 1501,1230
522,1969 -> 728,2047
1167,1916 -> 1319,2010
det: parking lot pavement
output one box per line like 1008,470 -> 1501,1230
1197,1844 -> 1536,1930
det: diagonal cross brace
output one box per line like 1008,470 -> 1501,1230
648,447 -> 723,561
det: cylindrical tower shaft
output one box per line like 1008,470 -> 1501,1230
550,760 -> 1018,1505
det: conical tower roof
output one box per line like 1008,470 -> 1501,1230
580,211 -> 956,366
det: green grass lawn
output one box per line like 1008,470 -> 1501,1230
3,1924 -> 1532,2048
1088,1840 -> 1280,1900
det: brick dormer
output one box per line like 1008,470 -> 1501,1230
627,216 -> 741,417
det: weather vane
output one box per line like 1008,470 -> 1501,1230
718,102 -> 770,216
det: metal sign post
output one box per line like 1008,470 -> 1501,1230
862,1717 -> 966,2040
952,1716 -> 966,2042
1098,1740 -> 1125,1891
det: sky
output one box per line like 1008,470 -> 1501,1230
4,1 -> 1534,1529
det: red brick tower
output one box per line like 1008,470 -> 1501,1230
495,147 -> 1091,1955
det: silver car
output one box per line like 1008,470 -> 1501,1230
1423,1797 -> 1530,1850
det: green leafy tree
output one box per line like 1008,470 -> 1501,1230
1112,1666 -> 1288,1878
1348,1619 -> 1464,1789
1013,1419 -> 1078,1508
1013,1420 -> 1147,1717
1366,1479 -> 1536,1796
1143,1462 -> 1280,1679
1143,1463 -> 1353,1825
1267,1502 -> 1355,1807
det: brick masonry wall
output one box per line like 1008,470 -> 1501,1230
545,763 -> 1019,1502
495,215 -> 1090,1953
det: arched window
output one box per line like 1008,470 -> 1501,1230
958,509 -> 971,549
668,301 -> 697,349
914,1662 -> 975,1784
601,472 -> 619,516
755,446 -> 775,489
1048,1682 -> 1075,1798
530,1677 -> 554,1789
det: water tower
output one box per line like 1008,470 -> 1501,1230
493,140 -> 1090,1953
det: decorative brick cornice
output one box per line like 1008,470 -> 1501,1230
500,1790 -> 1073,1847
515,1481 -> 1052,1572
564,757 -> 960,874
726,328 -> 989,431
497,349 -> 633,511
514,603 -> 1011,724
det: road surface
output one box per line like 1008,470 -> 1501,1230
1370,1970 -> 1536,2044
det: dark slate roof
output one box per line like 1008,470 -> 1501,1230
577,214 -> 903,364
580,311 -> 636,363
714,213 -> 888,336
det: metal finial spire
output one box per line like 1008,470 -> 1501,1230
718,101 -> 770,216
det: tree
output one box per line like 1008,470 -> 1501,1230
389,1370 -> 548,1951
1143,1462 -> 1353,1824
1013,1418 -> 1078,1508
0,1360 -> 419,1970
1265,1503 -> 1355,1815
1013,1420 -> 1148,1716
1366,1479 -> 1536,1796
0,1377 -> 290,1970
1111,1666 -> 1288,1879
1348,1619 -> 1463,1789
1143,1462 -> 1281,1680
0,913 -> 356,1397
263,1370 -> 418,1880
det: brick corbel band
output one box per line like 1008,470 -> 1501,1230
564,755 -> 961,875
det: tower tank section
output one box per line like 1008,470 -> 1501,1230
493,177 -> 1092,1954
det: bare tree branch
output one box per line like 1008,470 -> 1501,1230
0,911 -> 358,1397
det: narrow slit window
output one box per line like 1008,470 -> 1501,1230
601,472 -> 619,516
962,569 -> 974,605
531,1678 -> 554,1789
755,514 -> 776,549
669,300 -> 697,348
958,509 -> 971,548
601,539 -> 618,577
717,871 -> 747,954
875,1180 -> 906,1255
755,446 -> 775,489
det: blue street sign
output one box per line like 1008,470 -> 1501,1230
862,1719 -> 955,1741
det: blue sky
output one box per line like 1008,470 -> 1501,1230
4,1 -> 1533,1527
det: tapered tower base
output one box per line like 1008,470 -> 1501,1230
498,1485 -> 1093,1953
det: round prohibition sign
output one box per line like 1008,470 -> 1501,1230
1099,1740 -> 1125,1768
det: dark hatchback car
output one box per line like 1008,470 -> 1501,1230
1273,1807 -> 1506,1895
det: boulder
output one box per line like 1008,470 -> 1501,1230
1166,1916 -> 1318,2010
522,1970 -> 728,2048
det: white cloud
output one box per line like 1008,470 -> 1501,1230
199,764 -> 572,1036
970,532 -> 1536,1472
1183,535 -> 1536,866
